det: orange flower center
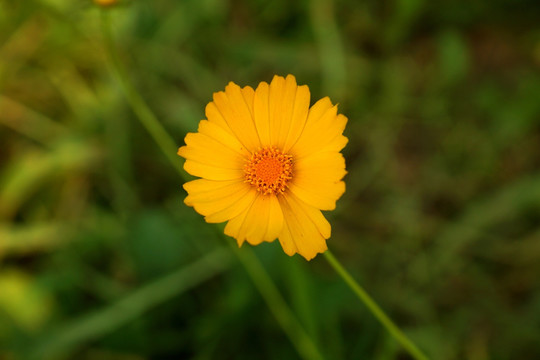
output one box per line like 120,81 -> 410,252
244,147 -> 293,195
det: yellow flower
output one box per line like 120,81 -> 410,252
178,75 -> 347,260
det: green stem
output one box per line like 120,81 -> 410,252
323,251 -> 429,360
229,242 -> 324,360
99,10 -> 323,360
100,10 -> 186,178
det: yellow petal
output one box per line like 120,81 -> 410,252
213,83 -> 261,152
288,152 -> 347,210
241,194 -> 270,245
224,194 -> 284,246
265,195 -> 284,242
253,81 -> 271,146
293,194 -> 331,239
187,183 -> 250,220
183,178 -> 236,195
277,193 -> 330,260
245,195 -> 284,245
278,221 -> 298,256
290,100 -> 348,159
183,179 -> 256,224
269,75 -> 298,149
205,102 -> 231,132
183,160 -> 244,180
204,187 -> 258,223
294,152 -> 347,182
197,120 -> 249,157
184,179 -> 248,204
224,206 -> 250,246
178,133 -> 244,169
283,84 -> 310,152
299,97 -> 333,132
267,75 -> 285,146
288,181 -> 345,211
241,86 -> 255,116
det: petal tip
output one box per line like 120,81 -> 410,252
225,81 -> 241,93
299,244 -> 328,261
177,146 -> 187,158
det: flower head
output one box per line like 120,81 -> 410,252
178,75 -> 347,260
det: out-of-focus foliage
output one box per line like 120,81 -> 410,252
1,0 -> 539,359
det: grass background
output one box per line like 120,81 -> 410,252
1,0 -> 540,359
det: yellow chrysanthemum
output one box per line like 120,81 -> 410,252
178,75 -> 347,260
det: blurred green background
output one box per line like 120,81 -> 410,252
1,0 -> 540,359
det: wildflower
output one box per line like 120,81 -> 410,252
178,75 -> 347,260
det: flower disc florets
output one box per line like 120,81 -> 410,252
244,147 -> 293,195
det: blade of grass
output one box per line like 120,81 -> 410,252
0,222 -> 72,257
28,248 -> 231,359
433,173 -> 540,275
309,0 -> 347,99
0,140 -> 101,219
99,10 -> 185,179
0,95 -> 67,144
